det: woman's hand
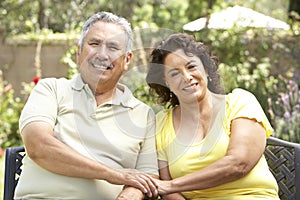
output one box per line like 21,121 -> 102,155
154,179 -> 172,196
155,179 -> 170,196
106,168 -> 158,198
157,160 -> 185,199
154,179 -> 186,200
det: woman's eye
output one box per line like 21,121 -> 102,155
170,72 -> 179,77
187,65 -> 196,70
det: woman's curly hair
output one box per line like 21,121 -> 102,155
146,33 -> 224,108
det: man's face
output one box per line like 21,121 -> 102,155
77,21 -> 132,94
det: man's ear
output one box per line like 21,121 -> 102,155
123,52 -> 133,71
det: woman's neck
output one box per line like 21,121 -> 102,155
179,91 -> 213,120
173,92 -> 214,144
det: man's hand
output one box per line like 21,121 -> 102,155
106,168 -> 158,198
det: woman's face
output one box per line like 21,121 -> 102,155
164,49 -> 208,103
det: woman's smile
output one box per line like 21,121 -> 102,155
182,82 -> 199,91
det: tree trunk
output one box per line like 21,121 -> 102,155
289,0 -> 300,21
38,0 -> 48,29
117,0 -> 136,20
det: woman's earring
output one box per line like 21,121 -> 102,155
207,76 -> 212,82
165,81 -> 169,88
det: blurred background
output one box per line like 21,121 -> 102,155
1,0 -> 300,146
0,1 -> 299,193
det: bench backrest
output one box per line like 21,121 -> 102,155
3,137 -> 300,200
265,136 -> 300,200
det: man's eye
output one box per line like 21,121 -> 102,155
89,42 -> 99,46
108,45 -> 120,51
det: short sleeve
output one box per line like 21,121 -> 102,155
225,88 -> 274,138
19,78 -> 58,132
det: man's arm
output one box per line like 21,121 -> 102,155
115,108 -> 159,199
22,121 -> 157,197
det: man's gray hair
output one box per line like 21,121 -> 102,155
78,12 -> 133,54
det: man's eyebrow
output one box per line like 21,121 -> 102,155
88,38 -> 102,43
88,38 -> 121,45
107,40 -> 120,45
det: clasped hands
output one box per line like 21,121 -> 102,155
109,168 -> 171,199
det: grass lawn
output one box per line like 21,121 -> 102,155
0,157 -> 4,199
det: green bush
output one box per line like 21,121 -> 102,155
0,82 -> 23,148
1,24 -> 299,148
191,27 -> 299,121
0,71 -> 34,148
268,78 -> 300,143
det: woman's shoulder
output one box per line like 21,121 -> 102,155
226,88 -> 257,105
227,88 -> 255,98
155,109 -> 173,134
156,109 -> 172,122
225,88 -> 274,137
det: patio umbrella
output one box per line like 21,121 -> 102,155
183,5 -> 290,31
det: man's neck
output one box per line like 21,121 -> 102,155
94,86 -> 119,106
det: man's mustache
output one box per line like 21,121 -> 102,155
89,58 -> 113,69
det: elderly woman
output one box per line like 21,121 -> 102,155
146,33 -> 279,200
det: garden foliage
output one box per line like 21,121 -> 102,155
269,78 -> 300,143
0,1 -> 300,148
0,71 -> 36,148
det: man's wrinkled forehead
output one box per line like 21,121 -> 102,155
87,36 -> 124,47
86,23 -> 127,45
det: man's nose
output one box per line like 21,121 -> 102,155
95,45 -> 109,59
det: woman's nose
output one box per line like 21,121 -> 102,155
182,71 -> 193,82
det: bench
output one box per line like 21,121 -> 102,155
3,137 -> 300,200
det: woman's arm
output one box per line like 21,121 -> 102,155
158,160 -> 186,199
157,117 -> 266,195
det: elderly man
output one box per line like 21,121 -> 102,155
15,11 -> 158,200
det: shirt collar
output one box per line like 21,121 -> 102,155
71,74 -> 85,91
115,83 -> 140,108
71,74 -> 139,108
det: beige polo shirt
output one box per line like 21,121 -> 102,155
15,75 -> 158,200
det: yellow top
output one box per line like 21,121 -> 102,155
156,88 -> 279,199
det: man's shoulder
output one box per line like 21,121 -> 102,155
36,77 -> 72,97
134,97 -> 153,110
38,77 -> 70,85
